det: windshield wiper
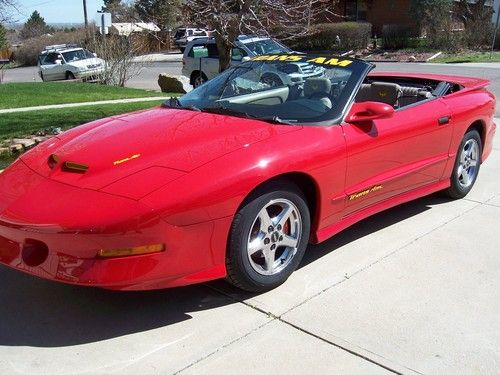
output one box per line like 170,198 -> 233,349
202,104 -> 296,125
162,97 -> 202,112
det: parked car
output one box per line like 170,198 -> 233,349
37,44 -> 105,82
173,27 -> 209,52
182,35 -> 323,88
0,54 -> 496,292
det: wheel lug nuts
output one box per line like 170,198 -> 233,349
268,226 -> 274,233
264,238 -> 270,245
271,244 -> 276,250
277,224 -> 282,231
279,235 -> 283,241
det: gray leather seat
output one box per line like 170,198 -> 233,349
304,78 -> 332,109
356,82 -> 403,107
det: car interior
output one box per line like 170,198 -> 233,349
355,76 -> 464,109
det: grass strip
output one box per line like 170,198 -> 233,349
0,82 -> 167,109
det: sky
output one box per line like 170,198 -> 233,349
14,0 -> 105,24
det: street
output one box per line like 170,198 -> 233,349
0,61 -> 499,374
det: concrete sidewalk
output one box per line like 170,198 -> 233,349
0,121 -> 498,374
0,96 -> 167,114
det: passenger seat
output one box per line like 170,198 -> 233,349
355,82 -> 403,107
304,78 -> 333,109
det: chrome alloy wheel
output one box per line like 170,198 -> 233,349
246,199 -> 302,276
458,138 -> 479,189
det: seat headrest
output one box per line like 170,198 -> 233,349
371,82 -> 402,105
304,78 -> 332,98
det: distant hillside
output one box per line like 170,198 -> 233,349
5,22 -> 84,30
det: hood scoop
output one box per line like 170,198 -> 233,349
48,154 -> 88,174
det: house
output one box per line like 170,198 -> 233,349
334,0 -> 496,36
110,22 -> 160,37
333,0 -> 416,36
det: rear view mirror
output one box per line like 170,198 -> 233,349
346,101 -> 394,124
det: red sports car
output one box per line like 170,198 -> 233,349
0,54 -> 496,292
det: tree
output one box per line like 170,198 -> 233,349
134,0 -> 182,30
185,0 -> 337,72
20,10 -> 49,40
102,0 -> 137,22
409,0 -> 453,48
456,0 -> 494,47
0,0 -> 18,23
0,23 -> 7,50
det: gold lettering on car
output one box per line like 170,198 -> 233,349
113,154 -> 141,166
252,55 -> 353,67
348,185 -> 383,201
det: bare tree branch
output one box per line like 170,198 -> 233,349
184,0 -> 339,71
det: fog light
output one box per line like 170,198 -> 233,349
22,239 -> 49,267
97,244 -> 165,258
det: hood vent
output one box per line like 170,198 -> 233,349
62,161 -> 89,173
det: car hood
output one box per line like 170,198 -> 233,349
68,58 -> 104,68
21,107 -> 300,191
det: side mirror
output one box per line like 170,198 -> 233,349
93,52 -> 97,57
346,101 -> 394,124
242,56 -> 251,62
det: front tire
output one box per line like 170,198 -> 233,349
226,183 -> 311,292
444,129 -> 482,199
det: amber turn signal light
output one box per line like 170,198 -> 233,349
97,244 -> 165,258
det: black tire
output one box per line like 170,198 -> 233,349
179,47 -> 185,53
443,129 -> 482,199
226,182 -> 311,292
66,71 -> 75,80
192,72 -> 207,88
260,73 -> 283,88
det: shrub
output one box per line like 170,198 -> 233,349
382,24 -> 416,50
291,22 -> 372,52
12,29 -> 87,66
464,20 -> 494,49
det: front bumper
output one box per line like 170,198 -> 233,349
0,160 -> 228,290
75,68 -> 105,82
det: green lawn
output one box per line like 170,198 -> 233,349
0,100 -> 165,142
432,52 -> 500,63
0,82 -> 167,109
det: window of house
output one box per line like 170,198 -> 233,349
345,0 -> 367,22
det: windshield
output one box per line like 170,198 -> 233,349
62,49 -> 95,62
175,54 -> 371,124
244,39 -> 290,55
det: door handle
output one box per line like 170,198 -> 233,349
438,116 -> 451,125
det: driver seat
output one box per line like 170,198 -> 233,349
304,78 -> 332,109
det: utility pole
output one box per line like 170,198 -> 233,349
83,0 -> 88,28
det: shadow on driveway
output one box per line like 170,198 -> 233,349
0,194 -> 452,348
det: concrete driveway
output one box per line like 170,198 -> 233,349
0,63 -> 499,374
0,126 -> 497,374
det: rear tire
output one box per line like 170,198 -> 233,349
226,183 -> 310,292
193,72 -> 207,88
443,129 -> 482,199
66,71 -> 75,80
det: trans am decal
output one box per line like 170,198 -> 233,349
251,55 -> 353,67
348,185 -> 383,201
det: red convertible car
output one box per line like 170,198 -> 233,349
0,54 -> 496,292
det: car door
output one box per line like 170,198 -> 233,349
201,44 -> 221,79
341,98 -> 453,216
39,53 -> 58,81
